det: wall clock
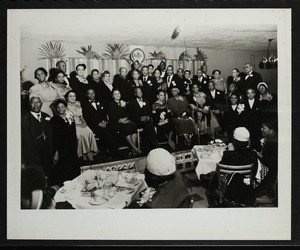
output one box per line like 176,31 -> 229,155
130,48 -> 145,63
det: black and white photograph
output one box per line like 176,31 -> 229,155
6,8 -> 291,241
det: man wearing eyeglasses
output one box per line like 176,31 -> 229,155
242,63 -> 263,96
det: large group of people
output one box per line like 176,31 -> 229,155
21,59 -> 278,200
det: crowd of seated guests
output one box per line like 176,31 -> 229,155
21,60 -> 278,198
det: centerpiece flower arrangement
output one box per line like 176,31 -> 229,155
209,139 -> 226,147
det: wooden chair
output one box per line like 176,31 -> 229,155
137,128 -> 143,150
216,163 -> 254,204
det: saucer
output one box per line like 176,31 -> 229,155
89,197 -> 108,206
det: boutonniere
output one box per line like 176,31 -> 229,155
172,81 -> 175,84
184,81 -> 187,84
96,102 -> 100,106
249,74 -> 253,77
204,80 -> 207,83
120,100 -> 126,107
136,187 -> 156,207
266,93 -> 273,101
147,80 -> 151,84
193,96 -> 197,102
217,91 -> 220,95
236,104 -> 245,114
45,117 -> 51,121
260,138 -> 266,147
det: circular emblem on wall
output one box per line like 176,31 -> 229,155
130,48 -> 145,63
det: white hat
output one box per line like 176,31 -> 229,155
257,82 -> 268,90
233,127 -> 250,142
146,148 -> 176,176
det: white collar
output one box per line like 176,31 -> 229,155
248,98 -> 255,103
31,111 -> 42,120
248,70 -> 253,75
231,104 -> 237,110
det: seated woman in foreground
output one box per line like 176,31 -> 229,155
167,86 -> 195,146
133,148 -> 191,208
220,127 -> 258,177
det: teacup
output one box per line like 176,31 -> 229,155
93,190 -> 105,202
125,175 -> 137,184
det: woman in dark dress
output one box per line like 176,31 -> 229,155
126,60 -> 141,81
128,69 -> 143,101
108,89 -> 141,156
153,69 -> 168,93
51,99 -> 80,186
152,90 -> 175,149
95,70 -> 114,110
223,92 -> 247,141
257,82 -> 277,120
69,64 -> 95,103
167,86 -> 195,146
87,69 -> 101,90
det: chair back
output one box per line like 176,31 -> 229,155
216,163 -> 254,204
217,163 -> 253,180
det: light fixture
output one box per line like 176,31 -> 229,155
259,38 -> 277,69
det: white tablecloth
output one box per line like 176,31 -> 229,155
54,171 -> 147,209
192,145 -> 226,179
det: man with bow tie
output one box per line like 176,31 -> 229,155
128,87 -> 158,153
21,97 -> 56,185
242,63 -> 263,96
82,89 -> 120,159
139,65 -> 157,105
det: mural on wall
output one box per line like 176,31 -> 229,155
38,41 -> 66,68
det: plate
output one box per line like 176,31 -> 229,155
89,197 -> 108,206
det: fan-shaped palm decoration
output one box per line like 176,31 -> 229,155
148,50 -> 166,61
179,50 -> 193,62
194,47 -> 207,62
77,45 -> 102,60
102,43 -> 129,60
38,41 -> 66,60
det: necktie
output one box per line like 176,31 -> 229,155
167,76 -> 170,84
37,113 -> 41,122
144,77 -> 146,82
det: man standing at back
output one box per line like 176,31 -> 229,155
242,63 -> 263,96
113,67 -> 132,103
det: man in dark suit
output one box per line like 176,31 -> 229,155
201,64 -> 212,82
128,87 -> 158,153
244,88 -> 262,150
21,97 -> 56,185
113,67 -> 132,103
207,81 -> 226,129
192,68 -> 209,93
81,89 -> 120,159
139,66 -> 157,105
242,63 -> 263,96
164,65 -> 184,97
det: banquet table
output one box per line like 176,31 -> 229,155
192,145 -> 227,179
54,170 -> 148,209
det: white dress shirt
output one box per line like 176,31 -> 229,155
104,81 -> 113,91
89,100 -> 97,110
167,74 -> 174,87
248,99 -> 255,109
143,76 -> 148,82
210,89 -> 216,99
245,70 -> 253,80
137,98 -> 144,108
31,111 -> 42,122
231,104 -> 237,111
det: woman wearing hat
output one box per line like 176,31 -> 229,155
257,82 -> 277,120
141,148 -> 190,208
220,127 -> 258,177
167,86 -> 195,146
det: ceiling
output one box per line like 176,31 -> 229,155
20,9 -> 277,51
